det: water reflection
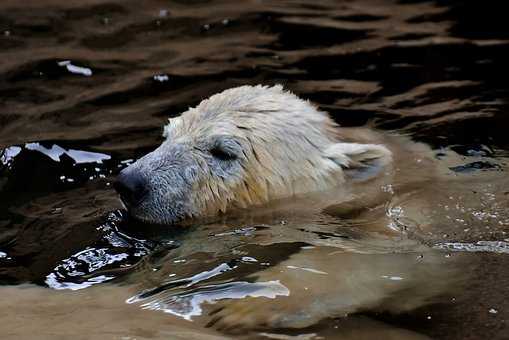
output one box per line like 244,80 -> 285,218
129,280 -> 289,321
1,0 -> 509,339
44,211 -> 159,290
57,60 -> 93,77
24,142 -> 110,164
436,241 -> 509,254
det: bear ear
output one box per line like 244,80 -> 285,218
324,143 -> 392,179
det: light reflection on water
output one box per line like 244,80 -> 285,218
128,280 -> 290,321
435,241 -> 509,254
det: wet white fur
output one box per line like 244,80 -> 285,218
161,85 -> 392,216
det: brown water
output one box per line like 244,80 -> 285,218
1,0 -> 509,339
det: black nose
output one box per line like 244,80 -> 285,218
113,170 -> 148,206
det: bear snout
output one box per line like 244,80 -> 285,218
114,168 -> 149,207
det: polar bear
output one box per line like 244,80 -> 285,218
114,85 -> 470,337
114,84 -> 392,225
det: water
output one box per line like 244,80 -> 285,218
1,0 -> 509,339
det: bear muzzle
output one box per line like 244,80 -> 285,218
114,168 -> 149,208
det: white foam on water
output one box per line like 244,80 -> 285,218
434,241 -> 509,254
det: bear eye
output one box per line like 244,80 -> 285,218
209,135 -> 243,162
210,146 -> 237,161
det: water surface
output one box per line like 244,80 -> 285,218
1,0 -> 509,339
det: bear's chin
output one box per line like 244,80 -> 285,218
119,209 -> 188,231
